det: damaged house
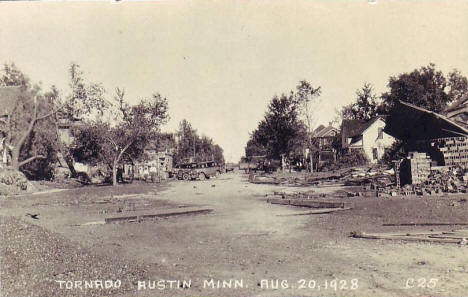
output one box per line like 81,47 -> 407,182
341,116 -> 395,163
385,99 -> 468,169
384,99 -> 468,188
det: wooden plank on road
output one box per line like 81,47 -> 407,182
267,198 -> 352,209
105,207 -> 213,224
277,207 -> 352,216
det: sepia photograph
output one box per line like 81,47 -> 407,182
0,0 -> 468,296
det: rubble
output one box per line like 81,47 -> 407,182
375,165 -> 468,197
0,169 -> 36,195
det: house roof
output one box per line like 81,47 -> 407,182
342,116 -> 385,138
341,116 -> 386,148
313,125 -> 339,138
384,100 -> 468,141
0,86 -> 23,116
313,125 -> 326,134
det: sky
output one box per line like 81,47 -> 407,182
1,0 -> 468,162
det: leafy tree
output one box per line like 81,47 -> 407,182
341,83 -> 380,120
174,119 -> 225,165
0,63 -> 60,177
174,119 -> 198,164
245,135 -> 268,158
72,89 -> 169,185
63,63 -> 108,120
447,69 -> 468,103
54,63 -> 109,177
246,93 -> 306,161
380,64 -> 467,113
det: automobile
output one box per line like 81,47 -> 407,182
192,161 -> 222,180
175,162 -> 198,181
174,161 -> 222,181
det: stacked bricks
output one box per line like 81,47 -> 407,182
407,152 -> 432,184
432,137 -> 468,168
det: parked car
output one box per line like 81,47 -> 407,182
175,161 -> 222,181
192,161 -> 222,180
175,162 -> 197,181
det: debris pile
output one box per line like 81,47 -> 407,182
0,169 -> 35,195
249,169 -> 350,186
375,165 -> 467,197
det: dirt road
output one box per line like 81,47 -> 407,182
2,172 -> 468,297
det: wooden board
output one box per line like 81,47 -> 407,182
277,207 -> 352,216
267,198 -> 353,209
353,232 -> 462,244
105,207 -> 213,224
383,223 -> 468,226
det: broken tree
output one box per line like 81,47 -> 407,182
72,88 -> 169,186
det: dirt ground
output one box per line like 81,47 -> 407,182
2,171 -> 468,297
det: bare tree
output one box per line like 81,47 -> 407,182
295,80 -> 321,172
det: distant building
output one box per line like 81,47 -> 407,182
56,114 -> 82,146
125,135 -> 175,181
312,124 -> 339,148
312,124 -> 339,165
341,116 -> 395,163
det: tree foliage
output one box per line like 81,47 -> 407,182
0,63 -> 60,179
246,93 -> 306,160
63,63 -> 108,120
72,89 -> 169,185
341,83 -> 380,121
174,119 -> 224,165
380,63 -> 467,113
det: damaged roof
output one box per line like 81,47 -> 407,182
444,94 -> 468,129
384,100 -> 468,141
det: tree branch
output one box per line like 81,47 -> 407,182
36,102 -> 66,121
116,141 -> 133,163
18,154 -> 46,167
15,96 -> 38,154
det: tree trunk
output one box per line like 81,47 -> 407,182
112,159 -> 118,186
11,147 -> 20,171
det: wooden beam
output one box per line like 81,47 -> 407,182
352,232 -> 461,244
383,223 -> 468,226
277,207 -> 352,216
105,207 -> 213,224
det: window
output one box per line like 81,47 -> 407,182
373,148 -> 378,160
378,128 -> 383,139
